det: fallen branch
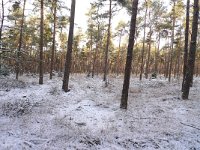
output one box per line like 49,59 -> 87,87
180,122 -> 200,131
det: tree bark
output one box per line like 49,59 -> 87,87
168,1 -> 175,82
0,0 -> 4,42
103,0 -> 112,85
16,0 -> 26,80
182,0 -> 190,91
0,0 -> 4,70
120,0 -> 139,109
155,32 -> 160,74
39,0 -> 44,84
50,0 -> 57,79
62,0 -> 76,92
116,31 -> 122,76
182,0 -> 199,99
139,0 -> 147,81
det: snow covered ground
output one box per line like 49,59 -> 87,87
0,74 -> 200,150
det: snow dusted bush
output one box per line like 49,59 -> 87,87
79,135 -> 101,147
2,98 -> 33,117
144,80 -> 166,88
0,78 -> 27,90
49,86 -> 60,95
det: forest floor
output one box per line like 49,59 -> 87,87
0,74 -> 200,150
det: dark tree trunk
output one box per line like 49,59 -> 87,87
39,0 -> 44,84
182,0 -> 199,99
182,0 -> 190,91
50,0 -> 57,79
16,0 -> 26,80
62,0 -> 76,92
120,0 -> 139,109
103,0 -> 112,85
0,0 -> 4,42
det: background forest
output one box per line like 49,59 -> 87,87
0,0 -> 199,80
0,0 -> 200,149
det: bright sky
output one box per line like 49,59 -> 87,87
66,0 -> 130,32
1,0 -> 187,47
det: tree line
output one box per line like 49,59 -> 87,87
0,0 -> 199,109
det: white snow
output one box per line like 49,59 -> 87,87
0,74 -> 200,150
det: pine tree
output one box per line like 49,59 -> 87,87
182,0 -> 190,91
120,0 -> 139,109
62,0 -> 76,92
182,0 -> 199,99
39,0 -> 44,84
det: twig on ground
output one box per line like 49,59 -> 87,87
180,122 -> 200,131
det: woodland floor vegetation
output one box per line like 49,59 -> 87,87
0,74 -> 200,149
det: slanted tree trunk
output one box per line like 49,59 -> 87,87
182,0 -> 190,91
103,0 -> 112,85
182,0 -> 199,99
139,0 -> 147,81
120,0 -> 139,109
39,0 -> 44,84
50,0 -> 57,79
62,0 -> 76,92
16,0 -> 26,80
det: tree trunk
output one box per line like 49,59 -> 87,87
62,0 -> 76,92
103,0 -> 112,85
145,22 -> 152,79
116,31 -> 122,76
120,0 -> 139,109
0,0 -> 4,42
177,34 -> 182,80
182,0 -> 199,99
50,0 -> 57,79
16,0 -> 26,80
155,32 -> 160,74
182,0 -> 190,91
39,0 -> 44,84
0,0 -> 4,70
168,1 -> 175,82
139,0 -> 147,81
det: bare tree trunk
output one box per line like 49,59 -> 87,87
182,0 -> 190,91
103,0 -> 112,85
120,0 -> 139,109
169,1 -> 175,82
16,0 -> 26,80
62,0 -> 76,92
177,34 -> 182,80
139,0 -> 147,81
39,0 -> 44,84
116,31 -> 122,76
0,0 -> 4,42
155,32 -> 160,74
145,25 -> 152,79
50,0 -> 57,79
182,0 -> 199,99
0,0 -> 4,70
